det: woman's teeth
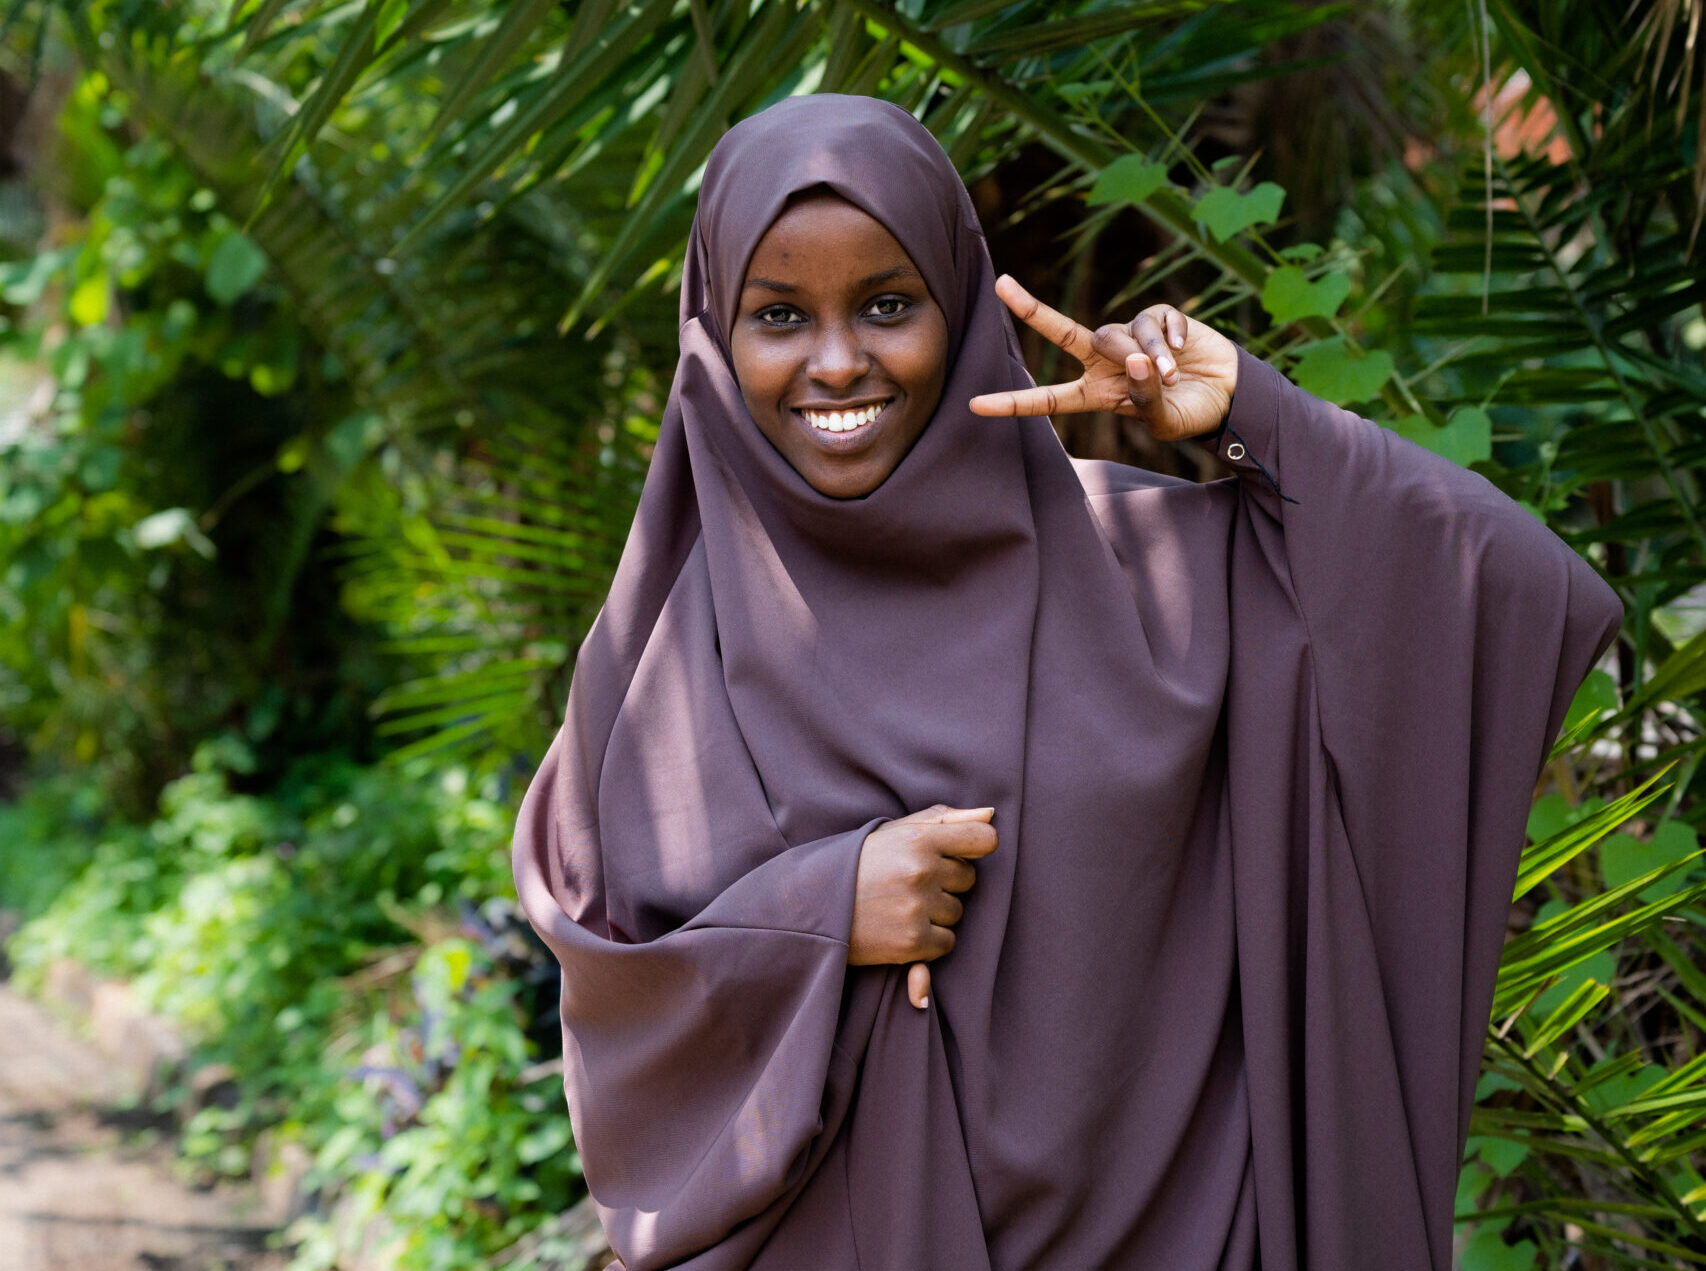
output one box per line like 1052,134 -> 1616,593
800,400 -> 887,432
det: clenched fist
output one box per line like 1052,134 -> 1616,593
849,804 -> 997,1011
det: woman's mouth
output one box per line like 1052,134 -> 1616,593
794,398 -> 893,443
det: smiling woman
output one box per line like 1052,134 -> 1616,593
728,191 -> 948,499
511,93 -> 1623,1271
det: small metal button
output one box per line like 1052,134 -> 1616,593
1226,441 -> 1246,460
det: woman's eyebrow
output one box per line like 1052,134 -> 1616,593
857,265 -> 920,287
741,264 -> 921,294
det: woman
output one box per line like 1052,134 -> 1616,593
511,93 -> 1623,1271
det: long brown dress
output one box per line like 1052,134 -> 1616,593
511,93 -> 1624,1271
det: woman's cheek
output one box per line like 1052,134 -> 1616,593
731,340 -> 787,418
753,348 -> 797,405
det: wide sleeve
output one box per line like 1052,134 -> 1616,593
1211,346 -> 1624,1271
512,718 -> 883,1271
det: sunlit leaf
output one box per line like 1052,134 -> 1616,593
1601,820 -> 1700,901
1289,339 -> 1393,405
133,508 -> 217,558
1087,155 -> 1169,208
67,273 -> 108,325
1191,181 -> 1284,241
1460,1228 -> 1538,1271
205,232 -> 269,305
1259,265 -> 1349,325
1390,405 -> 1492,467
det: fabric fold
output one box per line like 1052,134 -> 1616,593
1209,347 -> 1624,1269
514,721 -> 884,1270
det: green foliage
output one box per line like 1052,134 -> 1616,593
2,0 -> 1705,1267
0,792 -> 165,973
1462,735 -> 1706,1264
7,748 -> 498,986
285,939 -> 580,1271
1087,155 -> 1170,208
1289,338 -> 1396,405
1391,406 -> 1494,467
0,71 -> 385,810
6,749 -> 570,1269
1260,265 -> 1352,325
0,772 -> 111,919
1192,180 -> 1286,241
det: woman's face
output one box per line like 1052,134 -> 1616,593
728,191 -> 949,499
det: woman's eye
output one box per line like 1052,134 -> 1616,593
868,296 -> 910,318
756,306 -> 800,326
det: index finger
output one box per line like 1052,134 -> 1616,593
968,381 -> 1089,418
910,805 -> 995,824
994,274 -> 1095,364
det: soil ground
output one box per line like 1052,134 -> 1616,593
0,984 -> 288,1271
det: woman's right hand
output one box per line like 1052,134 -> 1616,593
968,276 -> 1238,443
848,804 -> 997,1010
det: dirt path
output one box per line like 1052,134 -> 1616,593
0,984 -> 288,1271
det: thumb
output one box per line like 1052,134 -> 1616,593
918,805 -> 995,824
908,961 -> 932,1010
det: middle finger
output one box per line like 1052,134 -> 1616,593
1129,311 -> 1179,384
939,857 -> 979,893
930,891 -> 966,927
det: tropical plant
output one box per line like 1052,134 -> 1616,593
4,1 -> 1706,1267
1394,3 -> 1706,1264
0,68 -> 386,809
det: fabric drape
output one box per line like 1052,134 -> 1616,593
511,93 -> 1623,1271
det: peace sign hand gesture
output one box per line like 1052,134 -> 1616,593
968,274 -> 1239,443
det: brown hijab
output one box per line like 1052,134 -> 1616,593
513,92 -> 1624,1271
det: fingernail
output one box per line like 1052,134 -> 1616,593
1131,359 -> 1148,378
1170,334 -> 1184,349
1158,356 -> 1175,375
919,996 -> 929,1010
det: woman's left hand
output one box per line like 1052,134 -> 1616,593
968,274 -> 1238,442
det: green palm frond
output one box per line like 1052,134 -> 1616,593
34,3 -> 650,765
1400,53 -> 1706,1208
1466,764 -> 1706,1264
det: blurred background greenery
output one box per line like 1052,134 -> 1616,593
0,1 -> 1703,1267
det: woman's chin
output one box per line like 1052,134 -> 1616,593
807,461 -> 886,499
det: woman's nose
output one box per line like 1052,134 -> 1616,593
807,322 -> 870,388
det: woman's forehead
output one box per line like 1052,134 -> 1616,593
748,193 -> 916,269
692,95 -> 974,345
